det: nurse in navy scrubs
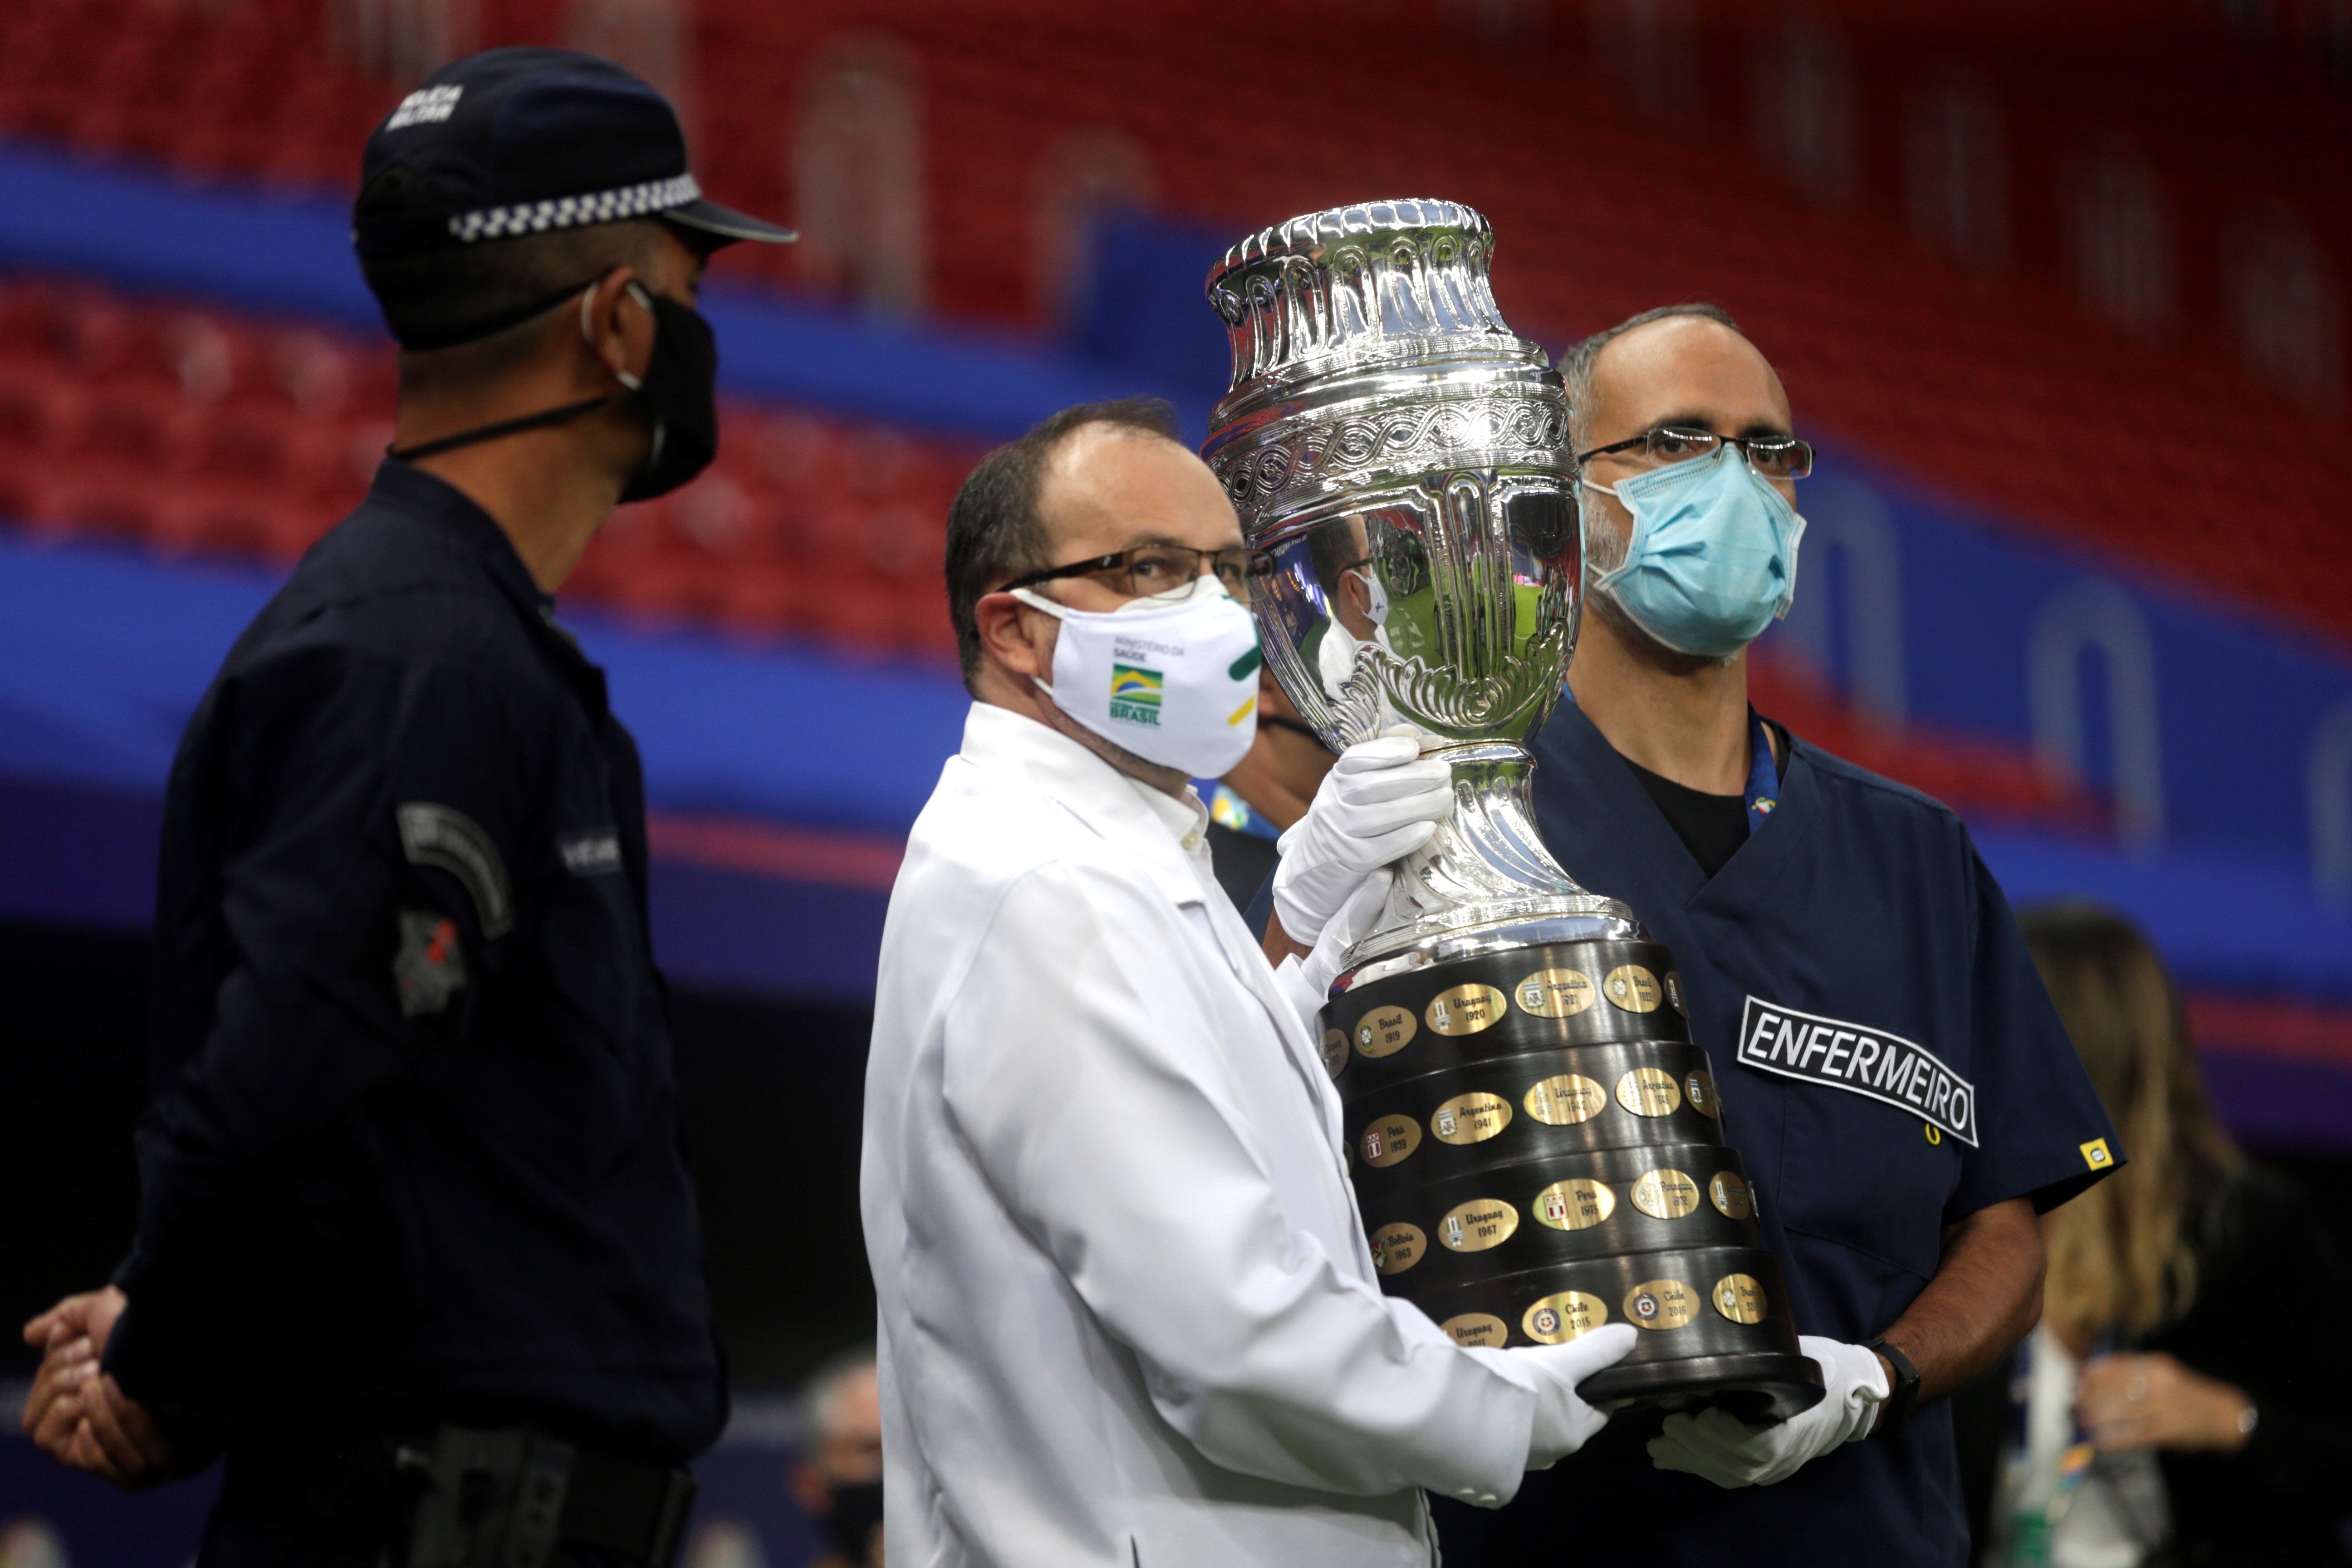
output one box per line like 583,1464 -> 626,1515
1269,303 -> 2126,1566
1500,304 -> 2120,1563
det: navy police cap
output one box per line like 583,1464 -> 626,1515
353,47 -> 794,261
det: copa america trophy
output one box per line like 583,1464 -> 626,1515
1203,200 -> 1821,1421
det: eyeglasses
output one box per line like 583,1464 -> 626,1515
1004,543 -> 1254,599
1575,426 -> 1815,481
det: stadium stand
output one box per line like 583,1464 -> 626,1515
0,0 -> 2343,659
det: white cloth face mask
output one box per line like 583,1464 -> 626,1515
1011,575 -> 1262,777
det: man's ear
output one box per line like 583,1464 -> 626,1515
974,591 -> 1051,682
577,267 -> 653,390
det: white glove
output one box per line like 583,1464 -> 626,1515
1645,1336 -> 1889,1488
1271,730 -> 1452,947
1514,1323 -> 1641,1469
1271,871 -> 1393,1031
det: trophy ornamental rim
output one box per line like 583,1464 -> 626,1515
1203,197 -> 1495,296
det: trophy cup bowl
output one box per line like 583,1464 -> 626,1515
1203,200 -> 1821,1422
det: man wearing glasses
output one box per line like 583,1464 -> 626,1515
1411,309 -> 2119,1563
862,398 -> 1641,1567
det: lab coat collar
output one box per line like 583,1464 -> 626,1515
959,703 -> 1209,908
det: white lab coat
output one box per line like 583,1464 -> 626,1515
862,702 -> 1541,1568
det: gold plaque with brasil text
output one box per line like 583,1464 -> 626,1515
1604,964 -> 1662,1013
1355,1005 -> 1417,1058
1713,1273 -> 1767,1325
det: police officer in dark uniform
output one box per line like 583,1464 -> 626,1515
1437,305 -> 2122,1563
17,48 -> 794,1566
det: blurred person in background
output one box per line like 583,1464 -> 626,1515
1953,903 -> 2352,1568
1264,304 -> 2122,1566
16,48 -> 792,1568
865,397 -> 1642,1568
790,1348 -> 884,1568
1194,667 -> 1334,912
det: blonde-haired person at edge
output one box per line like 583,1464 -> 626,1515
1950,904 -> 2352,1567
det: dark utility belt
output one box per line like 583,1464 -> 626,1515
398,1426 -> 697,1568
224,1423 -> 696,1568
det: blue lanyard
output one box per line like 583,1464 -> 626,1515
1744,713 -> 1779,836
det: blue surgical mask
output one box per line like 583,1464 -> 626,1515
1585,443 -> 1806,658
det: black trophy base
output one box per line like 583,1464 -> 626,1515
1581,1349 -> 1824,1426
1327,934 -> 1828,1427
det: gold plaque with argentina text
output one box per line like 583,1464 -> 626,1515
1354,1005 -> 1417,1058
1624,1278 -> 1696,1331
1603,964 -> 1662,1013
1431,1091 -> 1512,1145
1686,1068 -> 1720,1118
1359,1114 -> 1422,1169
1439,1198 -> 1520,1253
1524,1073 -> 1608,1126
1709,1171 -> 1753,1220
1441,1312 -> 1509,1349
1522,1291 -> 1610,1345
1370,1222 -> 1425,1275
1631,1168 -> 1702,1220
1532,1177 -> 1616,1231
1616,1066 -> 1683,1117
1427,983 -> 1508,1037
1713,1273 -> 1767,1325
1514,967 -> 1597,1018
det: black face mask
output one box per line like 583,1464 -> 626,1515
388,278 -> 719,503
818,1478 -> 884,1566
616,283 -> 718,502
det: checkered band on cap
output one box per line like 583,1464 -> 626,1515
448,173 -> 701,244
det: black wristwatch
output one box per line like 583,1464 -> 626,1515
1864,1338 -> 1921,1440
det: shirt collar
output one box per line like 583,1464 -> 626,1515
960,703 -> 1213,892
367,458 -> 550,615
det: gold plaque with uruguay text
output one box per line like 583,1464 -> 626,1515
1439,1198 -> 1520,1253
1524,1073 -> 1608,1126
1441,1312 -> 1509,1349
1427,983 -> 1509,1037
1709,1171 -> 1753,1220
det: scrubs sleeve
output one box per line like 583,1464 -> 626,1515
941,858 -> 1540,1503
1946,836 -> 2123,1223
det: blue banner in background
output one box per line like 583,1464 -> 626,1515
1765,446 -> 2352,896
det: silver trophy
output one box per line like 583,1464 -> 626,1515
1205,200 -> 1819,1418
